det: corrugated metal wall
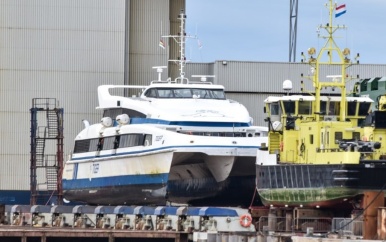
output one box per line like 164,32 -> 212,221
0,0 -> 126,190
127,0 -> 170,86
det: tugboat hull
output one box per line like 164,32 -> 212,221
256,162 -> 386,207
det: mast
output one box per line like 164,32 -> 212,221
162,10 -> 197,84
302,0 -> 358,121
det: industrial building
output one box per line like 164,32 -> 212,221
1,0 -> 386,204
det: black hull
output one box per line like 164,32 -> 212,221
63,184 -> 168,206
256,161 -> 386,208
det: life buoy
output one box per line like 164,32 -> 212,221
239,214 -> 252,227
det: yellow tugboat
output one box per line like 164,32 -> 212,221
256,0 -> 386,209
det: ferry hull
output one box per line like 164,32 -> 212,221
63,183 -> 168,205
63,151 -> 259,206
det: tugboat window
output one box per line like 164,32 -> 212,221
282,101 -> 295,115
358,102 -> 371,116
328,102 -> 340,115
347,102 -> 356,116
335,132 -> 342,144
298,101 -> 312,115
270,103 -> 280,115
353,132 -> 360,140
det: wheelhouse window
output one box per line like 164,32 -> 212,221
347,102 -> 356,116
144,88 -> 226,100
358,102 -> 371,116
269,102 -> 280,115
282,101 -> 295,115
326,102 -> 340,115
298,101 -> 312,115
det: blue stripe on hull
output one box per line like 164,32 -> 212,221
0,190 -> 31,205
63,173 -> 169,190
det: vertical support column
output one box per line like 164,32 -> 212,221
285,209 -> 293,232
30,105 -> 38,205
56,108 -> 64,205
363,191 -> 384,239
108,233 -> 115,242
268,208 -> 277,232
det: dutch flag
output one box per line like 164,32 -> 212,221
335,4 -> 346,18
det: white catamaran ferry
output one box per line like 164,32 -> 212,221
62,10 -> 268,207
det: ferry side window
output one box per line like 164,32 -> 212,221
144,134 -> 152,146
74,139 -> 91,153
102,136 -> 115,150
89,138 -> 99,152
119,134 -> 144,147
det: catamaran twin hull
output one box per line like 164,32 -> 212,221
63,135 -> 266,207
255,162 -> 386,208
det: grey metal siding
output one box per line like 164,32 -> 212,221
127,0 -> 171,86
0,0 -> 125,190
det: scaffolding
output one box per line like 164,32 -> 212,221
30,98 -> 64,205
